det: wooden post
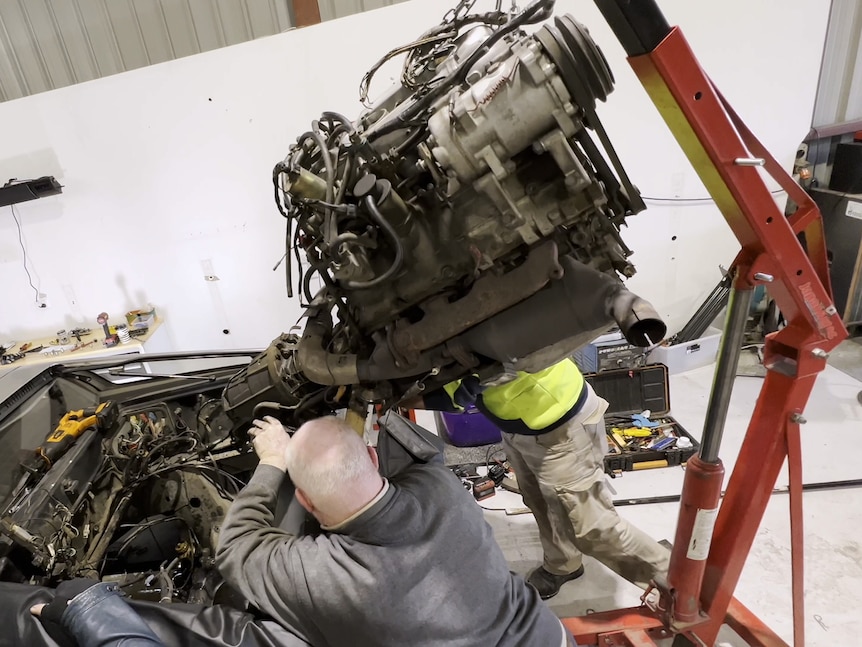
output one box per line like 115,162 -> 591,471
291,0 -> 322,28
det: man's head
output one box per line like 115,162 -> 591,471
286,416 -> 384,528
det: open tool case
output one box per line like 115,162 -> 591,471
585,365 -> 700,475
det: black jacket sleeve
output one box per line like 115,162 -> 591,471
422,376 -> 486,411
215,464 -> 319,644
61,582 -> 164,647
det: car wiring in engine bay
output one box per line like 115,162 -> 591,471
0,394 -> 258,607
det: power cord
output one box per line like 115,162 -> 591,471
10,204 -> 43,307
484,445 -> 505,466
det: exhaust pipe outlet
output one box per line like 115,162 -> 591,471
458,255 -> 666,365
611,291 -> 667,347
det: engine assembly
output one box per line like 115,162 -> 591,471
236,0 -> 667,415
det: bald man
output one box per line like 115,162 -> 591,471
215,415 -> 572,647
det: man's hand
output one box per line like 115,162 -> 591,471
30,578 -> 99,645
249,416 -> 291,471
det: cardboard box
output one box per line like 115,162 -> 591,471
126,308 -> 156,330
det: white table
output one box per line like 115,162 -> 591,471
0,319 -> 165,399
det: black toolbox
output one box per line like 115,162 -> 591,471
584,364 -> 700,476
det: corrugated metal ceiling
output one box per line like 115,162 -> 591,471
10,0 -> 848,125
0,0 -> 405,103
318,0 -> 402,22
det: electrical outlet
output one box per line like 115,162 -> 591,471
201,259 -> 219,282
36,292 -> 48,309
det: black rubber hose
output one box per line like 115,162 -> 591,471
272,162 -> 290,218
370,0 -> 555,139
321,111 -> 355,132
302,266 -> 317,304
343,196 -> 405,289
297,130 -> 335,203
334,156 -> 354,205
284,218 -> 293,298
326,124 -> 352,145
297,130 -> 338,246
293,223 -> 305,300
272,160 -> 294,297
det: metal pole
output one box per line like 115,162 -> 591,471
699,284 -> 753,463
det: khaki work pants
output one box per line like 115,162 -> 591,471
501,384 -> 670,589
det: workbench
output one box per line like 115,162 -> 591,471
0,319 -> 165,398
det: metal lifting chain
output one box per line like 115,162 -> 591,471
442,0 -> 478,25
443,0 -> 521,24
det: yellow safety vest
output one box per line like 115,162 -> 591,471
445,358 -> 587,434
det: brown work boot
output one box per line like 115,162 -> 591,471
527,565 -> 585,600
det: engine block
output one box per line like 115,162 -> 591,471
234,0 -> 665,412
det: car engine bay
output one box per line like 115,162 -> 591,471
0,373 -> 261,607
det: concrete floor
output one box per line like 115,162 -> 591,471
427,334 -> 862,646
828,336 -> 862,383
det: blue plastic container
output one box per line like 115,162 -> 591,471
440,406 -> 502,447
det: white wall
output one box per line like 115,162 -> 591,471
0,0 -> 830,351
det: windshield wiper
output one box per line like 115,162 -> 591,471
108,369 -> 217,381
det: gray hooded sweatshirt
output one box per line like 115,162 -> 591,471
216,461 -> 565,646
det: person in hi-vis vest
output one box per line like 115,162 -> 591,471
420,357 -> 670,599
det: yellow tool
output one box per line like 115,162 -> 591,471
633,459 -> 669,471
612,432 -> 628,449
612,426 -> 654,437
26,401 -> 119,472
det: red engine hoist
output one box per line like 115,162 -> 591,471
561,2 -> 848,646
